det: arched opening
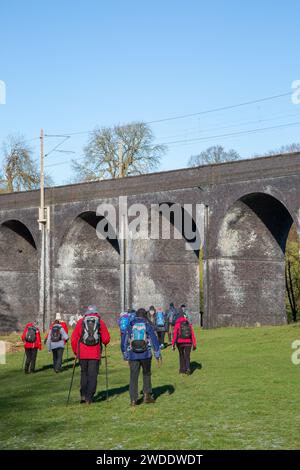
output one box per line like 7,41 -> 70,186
128,204 -> 201,323
285,223 -> 300,322
0,220 -> 38,331
55,211 -> 120,325
214,193 -> 296,326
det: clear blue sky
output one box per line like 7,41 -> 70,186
0,0 -> 300,185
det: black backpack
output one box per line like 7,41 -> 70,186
172,310 -> 181,326
81,315 -> 101,346
25,326 -> 37,343
51,324 -> 62,342
179,321 -> 192,340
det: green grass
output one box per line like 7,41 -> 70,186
1,325 -> 300,450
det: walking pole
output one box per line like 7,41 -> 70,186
21,350 -> 25,371
66,354 -> 77,406
104,345 -> 109,401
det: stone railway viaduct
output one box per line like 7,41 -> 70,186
0,153 -> 299,331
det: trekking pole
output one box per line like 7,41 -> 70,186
21,350 -> 25,371
66,354 -> 77,406
104,345 -> 109,401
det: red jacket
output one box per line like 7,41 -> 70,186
172,316 -> 197,348
22,323 -> 42,350
71,314 -> 110,360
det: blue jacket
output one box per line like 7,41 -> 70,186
121,317 -> 161,361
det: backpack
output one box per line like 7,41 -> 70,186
156,311 -> 165,328
130,322 -> 147,353
172,310 -> 181,326
179,321 -> 192,340
81,315 -> 101,346
119,314 -> 130,333
51,324 -> 62,342
25,326 -> 37,343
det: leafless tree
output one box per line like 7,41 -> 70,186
188,145 -> 240,167
263,143 -> 300,156
1,135 -> 53,192
73,122 -> 166,181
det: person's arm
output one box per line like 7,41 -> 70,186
147,324 -> 160,358
121,328 -> 130,359
172,323 -> 179,347
191,326 -> 197,349
21,327 -> 27,342
46,330 -> 51,351
71,322 -> 81,356
61,328 -> 69,342
37,330 -> 42,350
100,320 -> 110,346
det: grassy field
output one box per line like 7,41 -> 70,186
1,324 -> 300,450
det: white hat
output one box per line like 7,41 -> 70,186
55,312 -> 62,320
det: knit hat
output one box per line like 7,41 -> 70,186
55,312 -> 61,321
85,305 -> 99,315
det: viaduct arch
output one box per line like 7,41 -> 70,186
0,152 -> 299,330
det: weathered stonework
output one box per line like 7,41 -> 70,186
0,153 -> 299,331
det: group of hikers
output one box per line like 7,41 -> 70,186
21,302 -> 197,406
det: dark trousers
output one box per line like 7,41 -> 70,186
129,358 -> 152,402
157,331 -> 165,346
52,347 -> 64,371
167,325 -> 173,343
80,359 -> 99,402
25,348 -> 38,373
177,344 -> 192,373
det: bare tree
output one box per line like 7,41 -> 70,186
188,145 -> 240,167
1,135 -> 53,193
73,122 -> 166,181
263,143 -> 300,156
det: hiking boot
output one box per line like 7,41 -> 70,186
80,397 -> 86,404
185,369 -> 191,375
130,400 -> 137,407
143,393 -> 155,404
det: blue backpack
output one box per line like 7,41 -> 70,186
156,311 -> 165,327
131,322 -> 147,353
119,314 -> 130,333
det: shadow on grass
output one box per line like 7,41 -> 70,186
93,384 -> 129,402
190,361 -> 202,375
35,361 -> 79,373
139,384 -> 175,403
152,384 -> 175,399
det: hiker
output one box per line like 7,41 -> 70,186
46,319 -> 69,372
44,313 -> 69,344
71,305 -> 110,405
172,312 -> 197,375
118,309 -> 136,336
121,307 -> 161,406
179,304 -> 193,323
155,307 -> 168,349
147,305 -> 156,328
22,321 -> 42,374
166,302 -> 178,343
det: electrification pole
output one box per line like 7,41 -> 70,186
119,141 -> 127,312
38,129 -> 48,332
